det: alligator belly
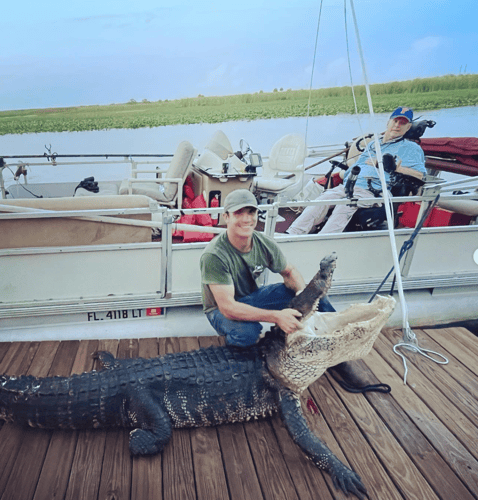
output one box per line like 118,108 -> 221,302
166,387 -> 279,428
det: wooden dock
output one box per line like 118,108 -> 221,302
0,326 -> 477,500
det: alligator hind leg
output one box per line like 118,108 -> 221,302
125,390 -> 173,456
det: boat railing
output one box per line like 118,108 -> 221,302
1,187 -> 478,329
1,185 -> 476,234
0,154 -> 174,199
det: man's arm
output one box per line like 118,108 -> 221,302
209,283 -> 303,334
395,160 -> 424,180
280,262 -> 306,294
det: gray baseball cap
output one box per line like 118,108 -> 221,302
223,189 -> 258,213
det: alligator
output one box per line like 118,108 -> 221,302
0,253 -> 395,499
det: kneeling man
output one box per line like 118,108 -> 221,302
200,189 -> 334,347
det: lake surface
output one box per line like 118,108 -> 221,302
1,106 -> 476,184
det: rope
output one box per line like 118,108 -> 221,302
349,0 -> 410,328
299,0 -> 325,199
305,0 -> 324,146
393,340 -> 449,386
348,0 -> 449,384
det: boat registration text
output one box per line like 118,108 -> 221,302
87,308 -> 163,321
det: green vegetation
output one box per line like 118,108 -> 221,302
1,74 -> 477,136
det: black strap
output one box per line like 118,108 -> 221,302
369,194 -> 440,302
328,369 -> 391,394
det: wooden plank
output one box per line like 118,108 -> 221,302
180,336 -> 230,500
131,338 -> 163,500
383,327 -> 478,431
245,418 -> 300,500
33,341 -> 82,500
0,339 -> 49,491
1,341 -> 62,500
377,331 -> 478,462
0,342 -> 11,365
97,339 -> 137,500
70,339 -> 100,375
324,367 -> 440,500
160,337 -> 196,500
363,339 -> 478,498
198,336 -> 265,500
386,327 -> 478,396
270,397 -> 336,500
344,357 -> 476,500
308,374 -> 403,500
0,342 -> 41,499
64,339 -> 118,500
423,326 -> 478,378
0,341 -> 40,375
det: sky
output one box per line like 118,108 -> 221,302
1,0 -> 476,111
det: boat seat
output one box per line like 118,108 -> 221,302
0,195 -> 153,249
253,134 -> 307,199
119,141 -> 197,208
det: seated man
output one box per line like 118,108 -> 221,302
287,107 -> 427,235
200,189 -> 334,347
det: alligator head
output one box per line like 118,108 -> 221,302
265,253 -> 395,393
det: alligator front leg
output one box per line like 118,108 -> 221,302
124,389 -> 173,456
278,389 -> 367,499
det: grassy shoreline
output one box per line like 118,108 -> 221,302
1,74 -> 477,136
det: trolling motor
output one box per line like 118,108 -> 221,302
74,176 -> 99,195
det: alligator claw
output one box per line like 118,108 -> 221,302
330,462 -> 367,499
93,351 -> 117,370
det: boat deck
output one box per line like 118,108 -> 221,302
0,326 -> 477,500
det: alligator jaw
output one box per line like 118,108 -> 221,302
266,251 -> 395,394
287,252 -> 337,324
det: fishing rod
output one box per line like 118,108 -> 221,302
283,146 -> 350,180
1,153 -> 173,160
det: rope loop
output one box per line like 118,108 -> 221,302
393,341 -> 449,385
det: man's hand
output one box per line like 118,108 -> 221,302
275,308 -> 303,334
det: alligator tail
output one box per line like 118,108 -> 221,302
0,370 -> 122,430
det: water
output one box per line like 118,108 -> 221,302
0,106 -> 476,185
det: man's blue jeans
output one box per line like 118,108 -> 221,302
206,284 -> 336,347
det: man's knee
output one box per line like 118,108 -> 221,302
225,323 -> 263,347
206,310 -> 263,347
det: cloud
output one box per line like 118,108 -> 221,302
205,63 -> 229,86
411,36 -> 441,53
202,63 -> 244,92
374,36 -> 447,83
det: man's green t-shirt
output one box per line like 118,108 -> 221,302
200,231 -> 287,313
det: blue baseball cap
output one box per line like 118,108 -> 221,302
390,107 -> 413,122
